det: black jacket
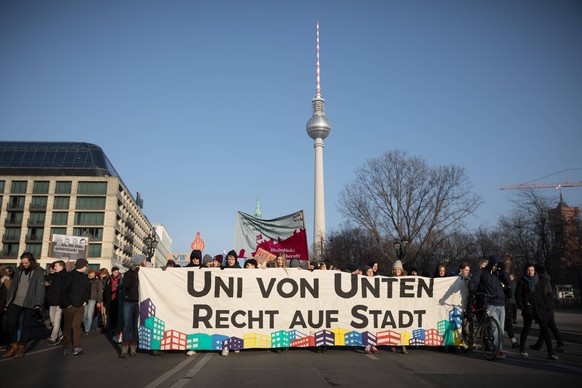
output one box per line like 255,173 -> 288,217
46,270 -> 67,306
123,268 -> 139,303
61,270 -> 90,308
468,256 -> 509,306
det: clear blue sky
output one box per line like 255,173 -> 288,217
1,0 -> 581,256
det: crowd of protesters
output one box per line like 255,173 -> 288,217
0,250 -> 568,362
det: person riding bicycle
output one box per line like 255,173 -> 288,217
468,255 -> 509,359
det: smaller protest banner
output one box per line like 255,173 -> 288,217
49,233 -> 88,260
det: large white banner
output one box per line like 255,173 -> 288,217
138,268 -> 465,351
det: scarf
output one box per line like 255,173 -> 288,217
522,273 -> 539,293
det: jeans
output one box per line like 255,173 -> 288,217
489,304 -> 505,351
122,302 -> 139,345
83,300 -> 96,333
48,306 -> 63,341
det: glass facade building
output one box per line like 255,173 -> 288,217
0,142 -> 160,270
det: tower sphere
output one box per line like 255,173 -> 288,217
306,115 -> 332,140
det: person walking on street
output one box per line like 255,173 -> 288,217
516,263 -> 559,360
468,255 -> 509,359
103,266 -> 122,342
61,259 -> 90,356
46,260 -> 67,347
2,252 -> 46,359
529,265 -> 566,353
83,269 -> 103,334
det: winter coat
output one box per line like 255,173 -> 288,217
61,270 -> 90,308
515,277 -> 535,319
88,277 -> 103,302
468,256 -> 509,306
532,274 -> 554,321
46,270 -> 68,306
515,273 -> 554,321
5,266 -> 46,309
123,268 -> 139,303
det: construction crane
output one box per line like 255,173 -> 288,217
500,169 -> 582,191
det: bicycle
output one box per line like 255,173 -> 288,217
461,292 -> 502,361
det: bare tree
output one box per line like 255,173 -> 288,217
326,225 -> 387,271
338,150 -> 481,272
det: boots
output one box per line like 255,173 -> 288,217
119,345 -> 129,358
129,344 -> 137,357
2,343 -> 18,358
14,343 -> 25,358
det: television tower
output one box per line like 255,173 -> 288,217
306,20 -> 332,260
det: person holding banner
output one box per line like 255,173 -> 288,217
223,250 -> 241,269
187,250 -> 202,268
459,262 -> 476,351
220,250 -> 242,356
120,255 -> 146,358
363,267 -> 379,354
390,260 -> 409,354
368,261 -> 380,276
212,255 -> 223,268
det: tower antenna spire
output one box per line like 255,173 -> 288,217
316,19 -> 321,97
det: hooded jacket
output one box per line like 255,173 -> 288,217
468,255 -> 509,306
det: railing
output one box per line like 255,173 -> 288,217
4,218 -> 23,227
6,202 -> 24,211
2,234 -> 21,243
25,234 -> 43,243
27,219 -> 46,227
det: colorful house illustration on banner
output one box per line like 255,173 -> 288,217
223,337 -> 243,351
291,335 -> 315,347
139,298 -> 156,325
271,330 -> 290,348
244,333 -> 271,348
345,331 -> 362,346
187,333 -> 212,350
377,330 -> 401,346
211,334 -> 229,350
288,330 -> 307,341
424,328 -> 443,346
330,328 -> 348,346
161,329 -> 187,350
314,330 -> 334,347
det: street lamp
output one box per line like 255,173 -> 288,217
393,238 -> 409,261
144,231 -> 158,261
